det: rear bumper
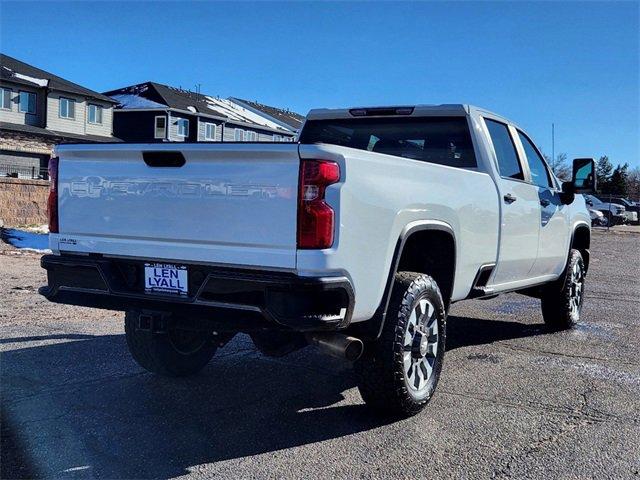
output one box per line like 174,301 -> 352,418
39,254 -> 354,331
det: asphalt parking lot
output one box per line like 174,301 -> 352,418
1,230 -> 639,479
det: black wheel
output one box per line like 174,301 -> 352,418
355,272 -> 446,417
605,211 -> 613,224
124,311 -> 217,377
541,249 -> 586,330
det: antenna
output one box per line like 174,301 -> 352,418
552,123 -> 555,163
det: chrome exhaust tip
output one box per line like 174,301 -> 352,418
305,332 -> 364,362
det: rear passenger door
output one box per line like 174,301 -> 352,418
484,119 -> 540,286
515,130 -> 570,277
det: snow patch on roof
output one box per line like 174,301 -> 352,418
14,72 -> 49,87
1,66 -> 49,87
203,96 -> 286,131
110,94 -> 166,109
187,106 -> 197,113
124,84 -> 149,94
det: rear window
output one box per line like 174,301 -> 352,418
299,116 -> 477,168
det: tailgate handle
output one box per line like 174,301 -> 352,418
143,151 -> 186,167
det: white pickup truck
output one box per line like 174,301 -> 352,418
40,104 -> 597,417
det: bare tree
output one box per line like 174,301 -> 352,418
544,153 -> 571,181
626,166 -> 640,202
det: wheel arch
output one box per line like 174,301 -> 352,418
349,221 -> 457,340
570,222 -> 591,273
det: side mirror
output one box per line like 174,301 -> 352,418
571,158 -> 597,193
560,158 -> 597,205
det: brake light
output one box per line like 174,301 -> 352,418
48,156 -> 59,233
297,160 -> 340,249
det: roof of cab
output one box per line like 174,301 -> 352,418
305,104 -> 514,125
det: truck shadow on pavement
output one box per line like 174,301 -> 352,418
2,315 -> 546,479
447,314 -> 546,350
2,333 -> 386,479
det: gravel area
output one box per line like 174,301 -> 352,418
1,230 -> 639,479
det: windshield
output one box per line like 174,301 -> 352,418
299,116 -> 477,168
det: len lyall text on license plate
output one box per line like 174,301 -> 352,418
144,263 -> 188,296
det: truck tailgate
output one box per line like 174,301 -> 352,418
53,144 -> 300,269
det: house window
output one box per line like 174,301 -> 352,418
59,97 -> 75,119
1,88 -> 11,110
234,128 -> 244,141
177,118 -> 189,137
204,122 -> 216,140
19,91 -> 36,114
154,116 -> 167,139
246,131 -> 257,141
273,134 -> 282,142
88,104 -> 103,124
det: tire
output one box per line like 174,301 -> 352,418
355,272 -> 446,417
540,249 -> 586,330
124,311 -> 217,377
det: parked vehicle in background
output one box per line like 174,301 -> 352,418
595,195 -> 639,225
40,104 -> 597,417
625,211 -> 638,225
589,208 -> 607,227
584,194 -> 626,225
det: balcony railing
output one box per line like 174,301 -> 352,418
0,164 -> 49,180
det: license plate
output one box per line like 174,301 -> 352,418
144,263 -> 188,296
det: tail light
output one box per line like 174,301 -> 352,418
48,156 -> 59,233
297,160 -> 340,249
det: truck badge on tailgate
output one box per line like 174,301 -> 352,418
68,178 -> 292,199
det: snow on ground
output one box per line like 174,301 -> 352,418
23,224 -> 49,234
1,228 -> 51,253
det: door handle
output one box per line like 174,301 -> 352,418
143,151 -> 186,167
540,199 -> 550,207
503,193 -> 517,204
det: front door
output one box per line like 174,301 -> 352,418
483,119 -> 541,285
516,130 -> 570,277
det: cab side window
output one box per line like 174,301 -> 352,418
484,119 -> 524,180
518,131 -> 552,188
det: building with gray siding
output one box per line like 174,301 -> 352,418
229,97 -> 304,134
0,53 -> 118,179
104,82 -> 302,144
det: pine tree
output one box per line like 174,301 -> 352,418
596,156 -> 613,192
608,163 -> 629,196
